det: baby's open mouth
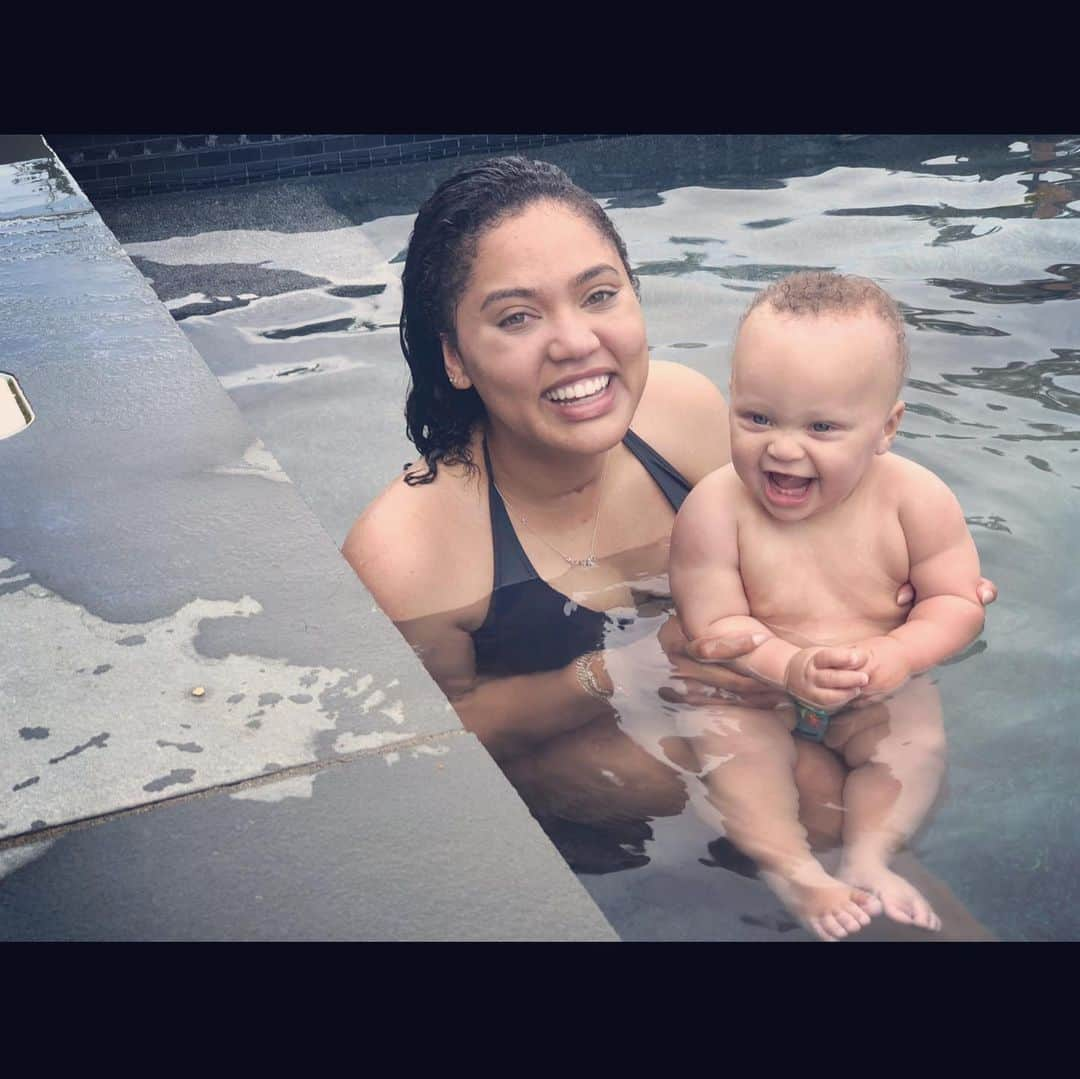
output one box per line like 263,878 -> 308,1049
767,471 -> 812,492
765,471 -> 814,504
543,373 -> 611,404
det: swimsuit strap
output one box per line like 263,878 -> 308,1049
621,428 -> 692,511
482,435 -> 541,589
482,429 -> 692,592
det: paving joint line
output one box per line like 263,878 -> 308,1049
0,725 -> 468,853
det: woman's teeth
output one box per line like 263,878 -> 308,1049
544,374 -> 611,403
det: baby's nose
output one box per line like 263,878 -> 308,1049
767,434 -> 805,461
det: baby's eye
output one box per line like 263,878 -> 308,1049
498,311 -> 528,329
810,422 -> 834,433
750,413 -> 770,426
585,288 -> 617,306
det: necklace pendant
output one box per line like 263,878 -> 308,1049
570,556 -> 597,569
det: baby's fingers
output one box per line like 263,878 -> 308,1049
798,687 -> 861,711
811,647 -> 868,671
811,667 -> 870,691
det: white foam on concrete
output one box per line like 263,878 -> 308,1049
230,773 -> 317,803
0,839 -> 57,882
333,729 -> 414,754
1,580 -> 415,839
206,438 -> 291,482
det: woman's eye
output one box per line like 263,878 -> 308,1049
585,288 -> 617,306
811,422 -> 834,433
498,312 -> 528,329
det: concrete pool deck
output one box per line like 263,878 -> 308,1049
0,135 -> 617,940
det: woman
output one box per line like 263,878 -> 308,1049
343,157 -> 996,928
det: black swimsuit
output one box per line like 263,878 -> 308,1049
472,430 -> 692,677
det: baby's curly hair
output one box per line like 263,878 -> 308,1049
742,271 -> 909,393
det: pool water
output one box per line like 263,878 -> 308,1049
101,134 -> 1080,941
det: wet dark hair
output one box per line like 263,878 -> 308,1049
400,156 -> 638,485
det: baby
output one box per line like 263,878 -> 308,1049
669,272 -> 985,942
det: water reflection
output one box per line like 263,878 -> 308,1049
943,352 -> 1080,415
109,133 -> 1080,940
928,265 -> 1080,305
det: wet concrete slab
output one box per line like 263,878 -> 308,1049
0,732 -> 616,941
0,142 -> 467,837
0,135 -> 618,943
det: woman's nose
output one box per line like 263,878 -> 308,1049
547,312 -> 600,362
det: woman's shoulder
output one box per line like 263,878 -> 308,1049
632,360 -> 730,485
341,458 -> 492,623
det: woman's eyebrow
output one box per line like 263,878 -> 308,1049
573,263 -> 620,287
479,264 -> 621,311
481,286 -> 535,310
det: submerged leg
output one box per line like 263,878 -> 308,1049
680,704 -> 879,942
832,681 -> 947,932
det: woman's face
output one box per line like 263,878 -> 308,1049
443,200 -> 649,459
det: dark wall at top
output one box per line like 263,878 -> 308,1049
45,134 -> 616,200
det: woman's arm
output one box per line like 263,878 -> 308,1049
342,485 -> 617,763
396,607 -> 616,762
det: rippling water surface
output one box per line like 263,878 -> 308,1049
104,134 -> 1080,941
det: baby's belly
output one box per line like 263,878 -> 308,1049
756,610 -> 906,649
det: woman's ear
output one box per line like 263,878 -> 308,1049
876,401 -> 905,454
441,334 -> 472,390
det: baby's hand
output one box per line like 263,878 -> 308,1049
784,647 -> 870,713
853,636 -> 913,700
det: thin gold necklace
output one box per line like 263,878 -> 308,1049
488,445 -> 610,570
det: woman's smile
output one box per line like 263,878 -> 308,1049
447,201 -> 649,454
543,372 -> 612,403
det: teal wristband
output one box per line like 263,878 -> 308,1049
790,697 -> 831,742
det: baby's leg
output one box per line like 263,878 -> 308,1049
792,738 -> 847,850
678,703 -> 878,941
830,679 -> 947,931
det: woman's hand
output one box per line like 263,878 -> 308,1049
896,576 -> 998,607
655,615 -> 790,709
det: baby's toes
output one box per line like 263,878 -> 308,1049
818,913 -> 850,941
844,900 -> 872,928
833,911 -> 859,937
882,898 -> 918,926
852,889 -> 883,918
913,900 -> 942,932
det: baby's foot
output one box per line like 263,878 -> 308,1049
838,860 -> 942,932
759,863 -> 882,943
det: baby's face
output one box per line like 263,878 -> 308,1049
729,305 -> 905,523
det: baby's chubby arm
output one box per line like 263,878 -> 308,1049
855,467 -> 985,696
669,468 -> 868,709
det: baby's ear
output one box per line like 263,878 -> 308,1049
876,401 -> 905,454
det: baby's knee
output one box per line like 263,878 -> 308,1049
848,716 -> 947,771
793,740 -> 845,803
903,719 -> 948,767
